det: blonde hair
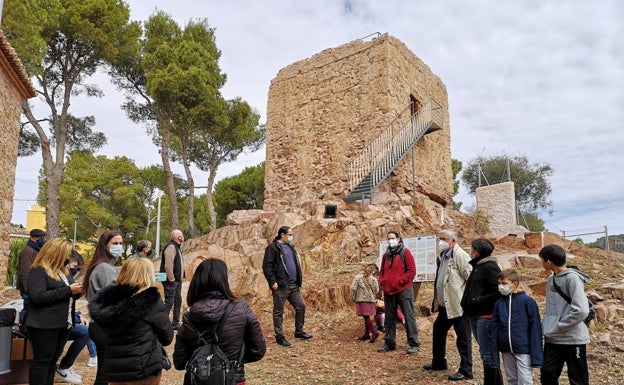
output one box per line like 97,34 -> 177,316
31,238 -> 72,280
117,257 -> 156,293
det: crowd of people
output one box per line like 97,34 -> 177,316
15,225 -> 591,385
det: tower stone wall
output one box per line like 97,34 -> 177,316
263,34 -> 453,211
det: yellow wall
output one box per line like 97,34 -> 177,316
26,203 -> 46,232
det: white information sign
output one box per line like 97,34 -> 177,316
378,235 -> 438,282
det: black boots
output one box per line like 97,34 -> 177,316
483,366 -> 504,385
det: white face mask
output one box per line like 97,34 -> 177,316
498,284 -> 512,296
438,240 -> 450,251
388,239 -> 399,247
287,235 -> 294,244
109,244 -> 124,258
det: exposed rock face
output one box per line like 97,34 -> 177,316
178,194 -> 472,315
263,33 -> 453,211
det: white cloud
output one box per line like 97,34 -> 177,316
12,0 -> 624,241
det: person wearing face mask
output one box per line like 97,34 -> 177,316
376,230 -> 420,354
460,238 -> 504,385
492,269 -> 543,385
132,239 -> 153,258
83,230 -> 123,385
159,229 -> 186,331
263,225 -> 312,348
424,229 -> 473,382
16,228 -> 47,333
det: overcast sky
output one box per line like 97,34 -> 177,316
12,0 -> 623,242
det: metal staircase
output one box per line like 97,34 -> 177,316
344,98 -> 444,203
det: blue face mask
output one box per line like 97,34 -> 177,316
109,244 -> 124,258
35,238 -> 46,248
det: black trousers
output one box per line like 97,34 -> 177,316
89,321 -> 108,385
163,280 -> 182,327
541,342 -> 589,385
27,326 -> 70,385
431,307 -> 473,377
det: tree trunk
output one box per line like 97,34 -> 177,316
206,165 -> 218,231
160,129 -> 179,230
180,139 -> 196,237
22,102 -> 65,237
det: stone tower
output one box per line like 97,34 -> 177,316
263,33 -> 453,211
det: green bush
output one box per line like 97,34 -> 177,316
6,239 -> 27,286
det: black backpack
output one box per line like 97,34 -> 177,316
552,268 -> 596,326
184,302 -> 244,385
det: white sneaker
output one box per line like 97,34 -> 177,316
55,367 -> 83,384
87,356 -> 97,367
68,367 -> 82,379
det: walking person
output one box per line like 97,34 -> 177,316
539,245 -> 590,385
350,263 -> 380,342
461,238 -> 504,385
262,226 -> 313,347
424,229 -> 473,381
89,257 -> 174,385
376,230 -> 420,354
493,269 -> 543,385
159,229 -> 185,331
83,230 -> 123,385
174,258 -> 266,385
26,238 -> 84,385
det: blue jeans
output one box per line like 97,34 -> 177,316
58,323 -> 94,369
469,316 -> 500,368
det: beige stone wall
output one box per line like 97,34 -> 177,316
0,62 -> 24,290
476,181 -> 522,237
264,34 -> 452,211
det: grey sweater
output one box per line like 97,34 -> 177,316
87,262 -> 119,300
542,268 -> 590,345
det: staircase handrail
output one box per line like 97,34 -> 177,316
345,98 -> 444,195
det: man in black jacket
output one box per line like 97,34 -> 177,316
159,229 -> 185,330
262,226 -> 312,347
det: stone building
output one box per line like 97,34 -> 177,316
263,33 -> 452,212
0,30 -> 36,290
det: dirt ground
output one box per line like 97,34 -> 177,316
66,301 -> 621,385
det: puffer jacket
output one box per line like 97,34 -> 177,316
493,291 -> 543,367
461,255 -> 502,317
173,292 -> 266,384
89,285 -> 174,381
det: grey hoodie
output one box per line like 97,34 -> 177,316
542,268 -> 591,345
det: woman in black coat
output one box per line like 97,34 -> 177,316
26,238 -> 84,385
173,258 -> 266,385
89,257 -> 174,385
461,238 -> 504,385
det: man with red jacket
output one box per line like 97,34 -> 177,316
377,230 -> 420,354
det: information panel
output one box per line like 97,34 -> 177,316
377,235 -> 438,282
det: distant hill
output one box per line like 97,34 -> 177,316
595,234 -> 624,252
